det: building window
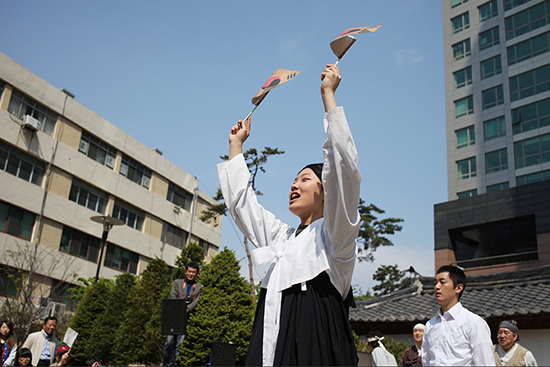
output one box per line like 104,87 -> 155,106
454,67 -> 473,89
452,12 -> 470,34
0,141 -> 45,187
0,201 -> 35,240
504,0 -> 528,11
50,280 -> 78,310
484,116 -> 506,141
479,0 -> 498,22
510,64 -> 550,102
455,95 -> 474,118
506,0 -> 550,40
161,221 -> 188,249
453,39 -> 471,61
449,215 -> 538,268
487,182 -> 510,192
167,183 -> 193,212
68,178 -> 108,214
7,89 -> 57,136
59,226 -> 101,263
457,189 -> 477,199
199,239 -> 209,254
517,169 -> 550,185
508,32 -> 550,66
104,243 -> 139,274
457,157 -> 477,180
514,133 -> 550,169
482,85 -> 504,110
452,0 -> 468,8
456,126 -> 475,149
78,132 -> 117,169
0,266 -> 18,298
112,199 -> 144,231
512,98 -> 550,134
479,27 -> 500,51
486,149 -> 509,173
481,55 -> 502,80
119,155 -> 151,189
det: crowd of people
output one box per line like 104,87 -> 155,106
367,266 -> 539,367
0,317 -> 100,367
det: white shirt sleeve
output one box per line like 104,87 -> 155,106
524,351 -> 538,366
322,106 -> 362,260
470,317 -> 496,366
218,153 -> 290,249
421,324 -> 430,366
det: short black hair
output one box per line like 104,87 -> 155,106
436,265 -> 466,300
366,330 -> 383,349
44,316 -> 58,324
186,263 -> 199,272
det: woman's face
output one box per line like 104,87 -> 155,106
18,356 -> 31,366
0,323 -> 9,337
289,168 -> 324,221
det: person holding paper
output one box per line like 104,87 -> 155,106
218,64 -> 361,366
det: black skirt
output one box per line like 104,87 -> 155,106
246,271 -> 358,366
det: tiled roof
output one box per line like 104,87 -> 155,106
350,265 -> 550,324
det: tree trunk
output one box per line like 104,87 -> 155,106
244,236 -> 256,302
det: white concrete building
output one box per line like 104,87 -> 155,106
0,52 -> 222,308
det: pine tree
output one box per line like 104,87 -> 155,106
85,272 -> 136,364
112,258 -> 171,365
67,278 -> 114,366
179,248 -> 255,366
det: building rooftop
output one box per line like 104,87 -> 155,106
350,265 -> 550,334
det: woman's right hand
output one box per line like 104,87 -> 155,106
228,116 -> 251,160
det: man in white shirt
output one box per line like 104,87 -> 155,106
493,320 -> 537,366
421,265 -> 495,366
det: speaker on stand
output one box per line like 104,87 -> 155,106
161,299 -> 187,335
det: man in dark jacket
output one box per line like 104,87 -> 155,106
402,323 -> 424,366
162,263 -> 203,366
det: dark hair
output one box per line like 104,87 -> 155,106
366,330 -> 382,349
88,357 -> 102,366
186,263 -> 199,272
298,163 -> 323,182
436,265 -> 466,300
44,316 -> 58,324
0,320 -> 14,338
14,348 -> 32,366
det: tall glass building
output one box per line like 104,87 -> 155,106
436,0 -> 550,275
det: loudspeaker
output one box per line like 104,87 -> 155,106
161,299 -> 187,335
210,340 -> 237,366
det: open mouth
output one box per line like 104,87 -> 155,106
289,192 -> 300,202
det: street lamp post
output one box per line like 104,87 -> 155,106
90,215 -> 124,283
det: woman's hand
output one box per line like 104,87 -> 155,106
321,64 -> 340,112
228,116 -> 251,160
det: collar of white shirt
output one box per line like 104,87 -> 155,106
436,301 -> 464,320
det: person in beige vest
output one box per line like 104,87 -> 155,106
22,317 -> 58,366
493,320 -> 537,366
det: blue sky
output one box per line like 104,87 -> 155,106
1,0 -> 447,293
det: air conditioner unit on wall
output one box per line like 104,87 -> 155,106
23,115 -> 41,131
51,302 -> 66,316
36,296 -> 51,308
